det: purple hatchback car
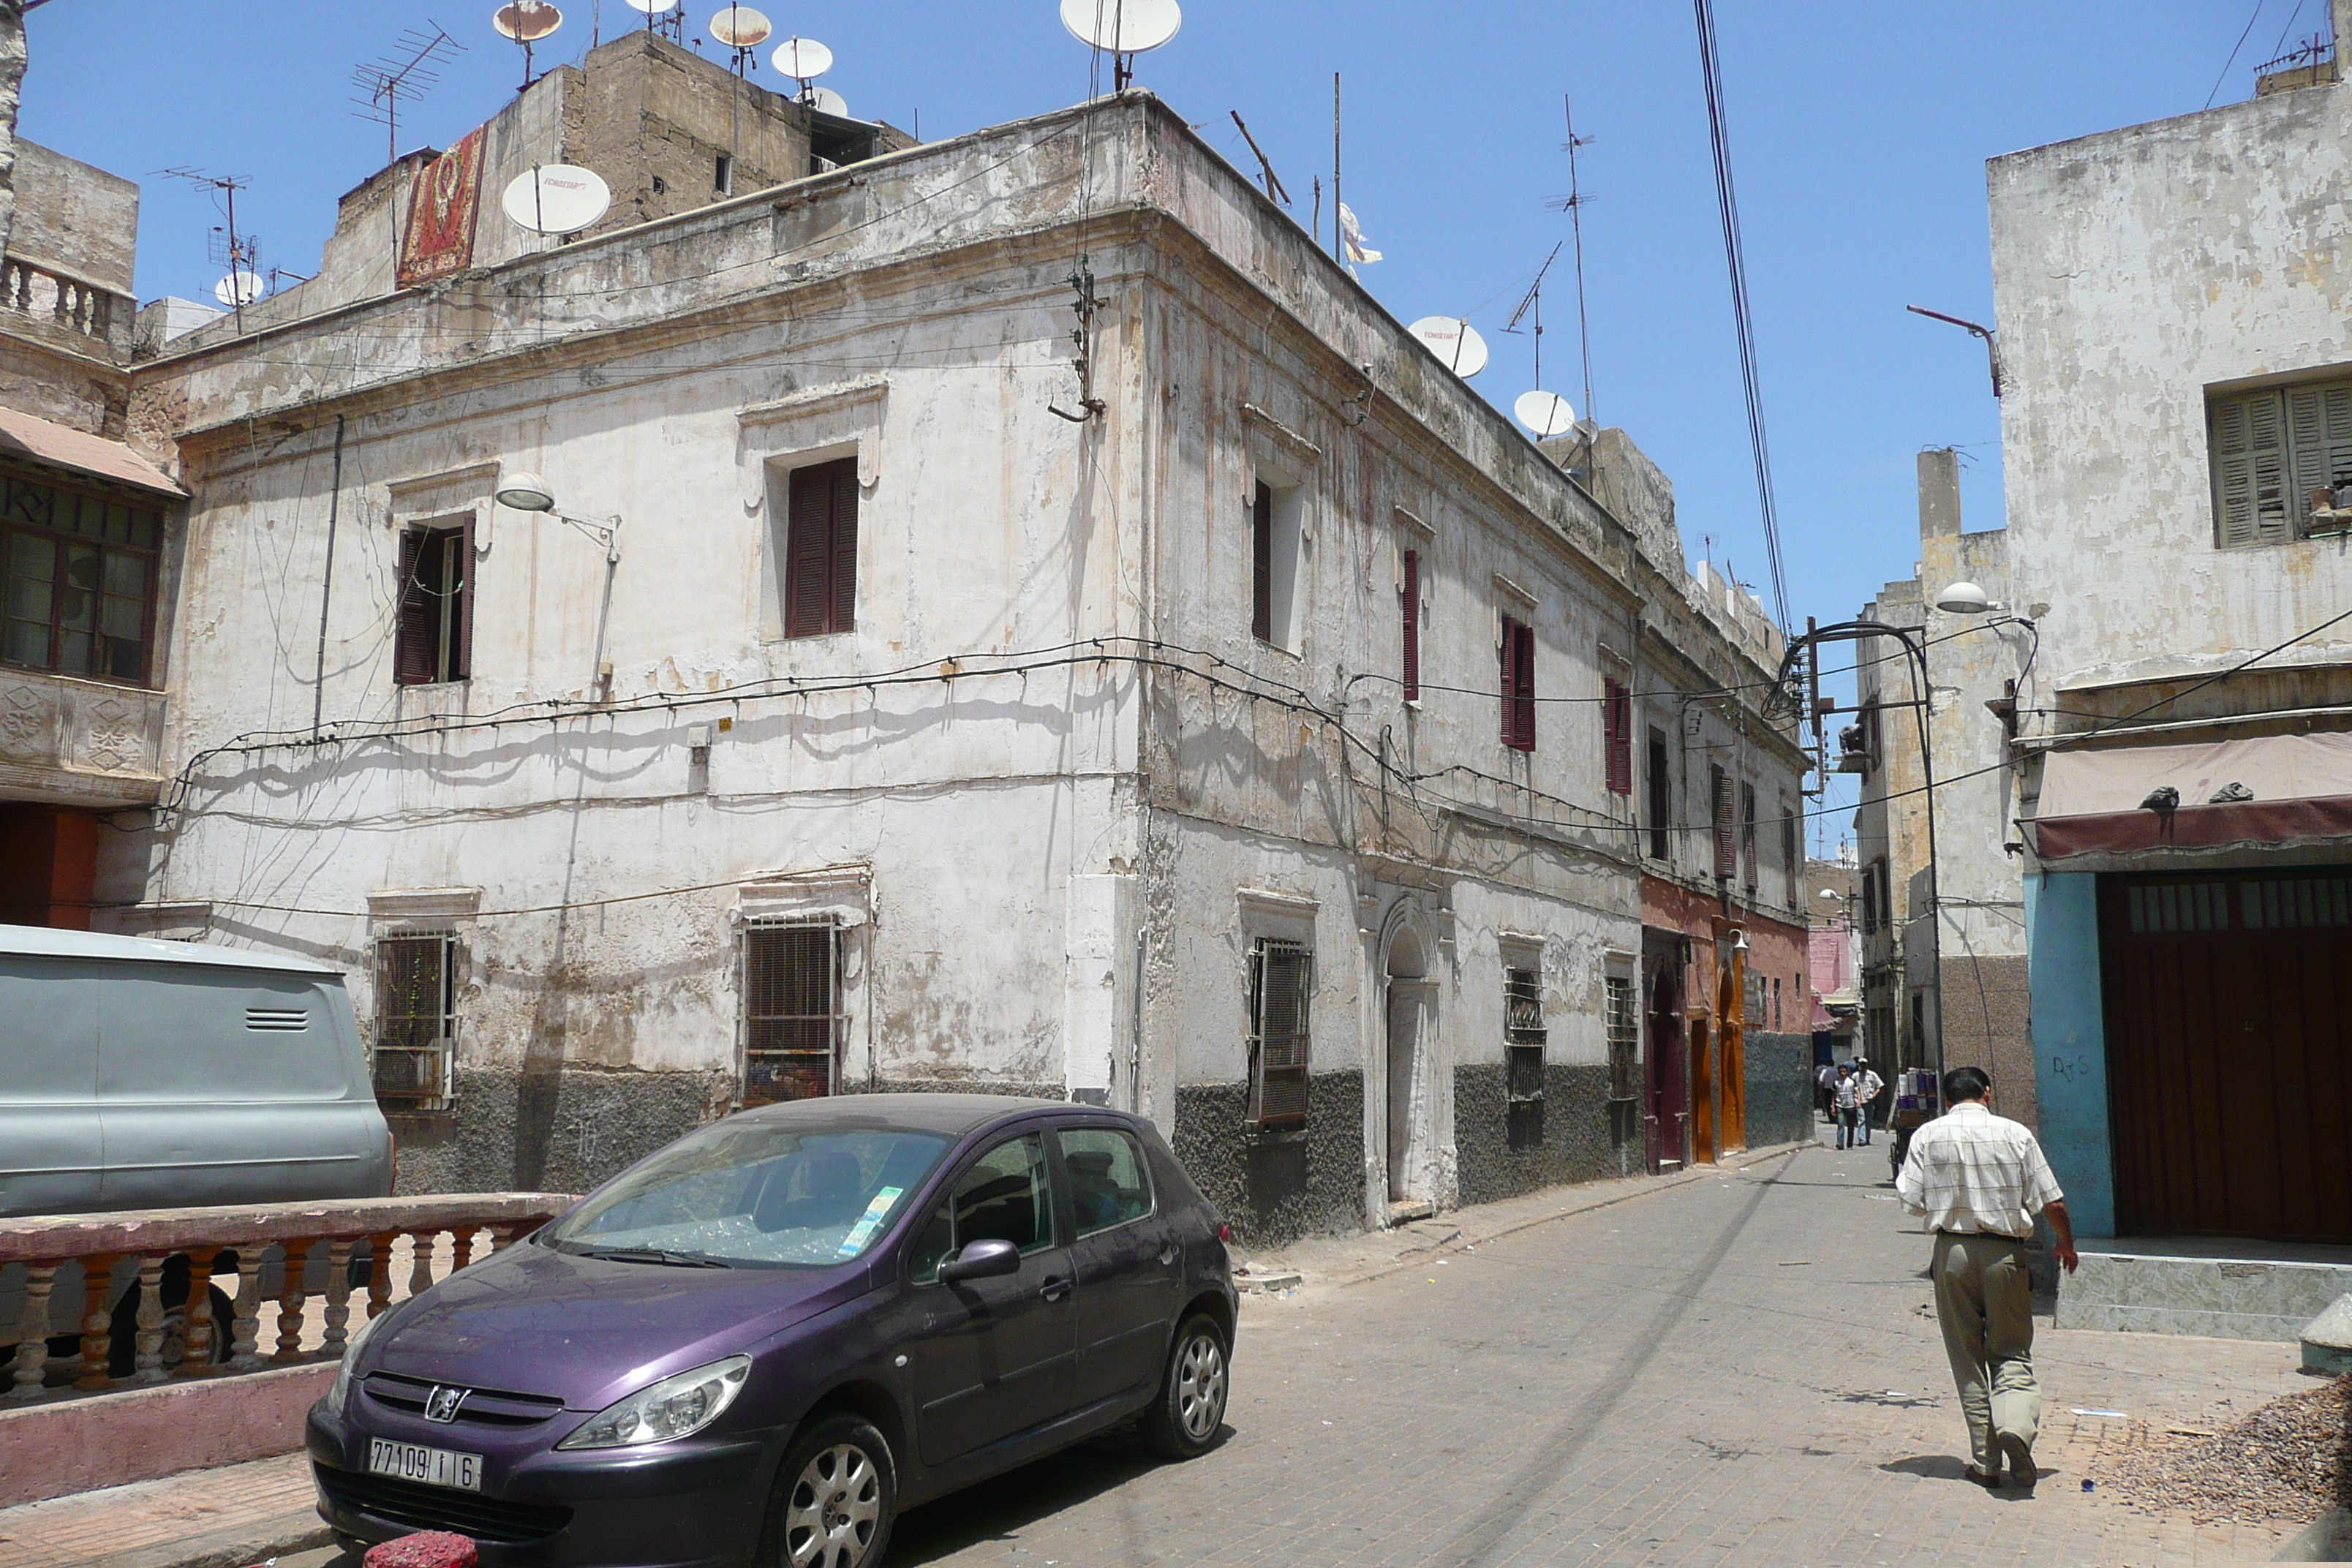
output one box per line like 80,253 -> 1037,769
307,1096 -> 1237,1568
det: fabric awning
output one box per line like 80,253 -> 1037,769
0,407 -> 184,497
2023,731 -> 2352,861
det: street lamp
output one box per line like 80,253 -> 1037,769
497,468 -> 623,695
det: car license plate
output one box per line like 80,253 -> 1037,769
368,1438 -> 483,1492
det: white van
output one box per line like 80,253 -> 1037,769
0,924 -> 394,1218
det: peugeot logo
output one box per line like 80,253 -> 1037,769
423,1386 -> 469,1423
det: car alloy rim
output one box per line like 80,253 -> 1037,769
785,1443 -> 881,1568
1175,1331 -> 1226,1441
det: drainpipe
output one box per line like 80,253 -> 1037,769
310,414 -> 345,739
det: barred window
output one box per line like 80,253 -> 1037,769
374,933 -> 457,1111
743,922 -> 840,1106
1505,965 -> 1545,1150
1605,971 -> 1637,1101
1247,938 -> 1311,1128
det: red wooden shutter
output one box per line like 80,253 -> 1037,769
1251,482 -> 1273,643
1603,678 -> 1632,794
453,517 -> 476,681
1499,618 -> 1535,752
786,464 -> 834,638
826,459 -> 857,634
1513,621 -> 1536,751
1499,621 -> 1515,745
1401,549 -> 1420,701
1712,766 -> 1736,879
393,528 -> 434,685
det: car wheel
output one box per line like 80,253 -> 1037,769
768,1413 -> 894,1568
1140,1312 -> 1229,1459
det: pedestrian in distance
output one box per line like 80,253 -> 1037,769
1895,1066 -> 2080,1494
1831,1063 -> 1861,1149
1850,1056 -> 1885,1146
1816,1060 -> 1839,1120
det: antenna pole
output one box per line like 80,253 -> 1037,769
1229,112 -> 1289,206
1333,72 -> 1343,264
1564,94 -> 1596,423
223,178 -> 246,333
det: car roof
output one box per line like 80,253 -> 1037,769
737,1093 -> 1111,1137
0,923 -> 345,978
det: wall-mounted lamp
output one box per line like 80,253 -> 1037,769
1936,581 -> 2038,630
497,470 -> 621,563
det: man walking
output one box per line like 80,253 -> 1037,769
1816,1059 -> 1839,1120
1831,1064 -> 1860,1149
1850,1057 -> 1885,1145
1896,1066 -> 2079,1493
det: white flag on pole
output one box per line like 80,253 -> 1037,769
1340,203 -> 1382,265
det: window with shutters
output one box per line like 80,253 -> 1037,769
2209,377 -> 2352,548
393,521 -> 472,685
1602,675 -> 1632,795
0,469 -> 165,685
1646,726 -> 1671,860
1781,794 -> 1798,889
1399,547 -> 1420,701
1710,765 -> 1735,880
1246,937 -> 1311,1128
374,933 -> 457,1111
1251,477 -> 1303,652
784,457 -> 858,638
1505,965 -> 1546,1150
1863,857 -> 1888,932
1499,615 -> 1536,751
742,921 -> 840,1105
1741,780 -> 1759,892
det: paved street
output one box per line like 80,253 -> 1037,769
881,1137 -> 2304,1568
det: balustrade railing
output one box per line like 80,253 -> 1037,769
0,1194 -> 573,1406
0,255 -> 132,351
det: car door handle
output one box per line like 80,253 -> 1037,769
1041,1275 -> 1072,1303
1157,1244 -> 1177,1267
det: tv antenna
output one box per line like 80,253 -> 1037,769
1228,111 -> 1290,206
159,167 -> 257,330
491,1 -> 563,92
625,0 -> 684,42
1542,94 -> 1598,424
352,22 -> 466,168
1503,243 -> 1563,391
1060,0 -> 1182,91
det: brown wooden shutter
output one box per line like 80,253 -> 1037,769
1501,619 -> 1535,751
2285,382 -> 2352,538
453,518 -> 476,681
1646,726 -> 1670,859
825,459 -> 857,633
1400,549 -> 1420,701
785,462 -> 841,638
1604,678 -> 1632,794
393,528 -> 435,685
1741,780 -> 1758,889
1499,620 -> 1516,745
1711,764 -> 1735,879
2214,390 -> 2290,547
1251,481 -> 1273,643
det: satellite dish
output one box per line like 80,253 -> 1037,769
805,85 -> 849,116
1515,390 -> 1578,439
709,4 -> 772,47
214,269 -> 265,308
502,165 -> 613,235
772,35 -> 832,78
492,0 -> 564,41
1409,316 -> 1488,378
1060,0 -> 1182,53
623,0 -> 676,10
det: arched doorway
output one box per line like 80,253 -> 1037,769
1384,921 -> 1436,1212
1646,954 -> 1688,1172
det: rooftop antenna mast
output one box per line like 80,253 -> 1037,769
352,22 -> 467,169
625,0 -> 685,40
1543,94 -> 1598,424
159,167 -> 257,332
492,2 -> 565,93
1228,111 -> 1291,206
1503,243 -> 1562,391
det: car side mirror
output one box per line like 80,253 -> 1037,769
937,1237 -> 1021,1284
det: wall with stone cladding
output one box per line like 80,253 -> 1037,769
392,1066 -> 734,1196
1172,1071 -> 1364,1248
1742,1030 -> 1814,1150
1450,1062 -> 1622,1208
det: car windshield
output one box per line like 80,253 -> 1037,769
543,1120 -> 951,1268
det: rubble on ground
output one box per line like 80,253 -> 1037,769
2100,1374 -> 2351,1525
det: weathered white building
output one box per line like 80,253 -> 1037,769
1989,6 -> 2352,1249
99,37 -> 1807,1240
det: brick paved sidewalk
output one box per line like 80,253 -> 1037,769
0,1453 -> 325,1568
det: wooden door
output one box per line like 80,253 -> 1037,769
2099,870 -> 2352,1244
1689,1014 -> 1716,1165
1646,964 -> 1687,1172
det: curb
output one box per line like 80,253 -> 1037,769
77,1510 -> 332,1568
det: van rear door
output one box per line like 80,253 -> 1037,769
0,955 -> 104,1216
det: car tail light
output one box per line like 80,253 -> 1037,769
1215,1222 -> 1232,1243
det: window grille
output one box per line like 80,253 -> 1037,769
1247,938 -> 1311,1128
1711,765 -> 1735,881
742,921 -> 841,1105
1505,965 -> 1546,1150
394,522 -> 472,685
1602,676 -> 1632,795
374,933 -> 457,1111
1605,972 -> 1637,1102
1499,616 -> 1536,751
0,470 -> 164,684
785,457 -> 858,638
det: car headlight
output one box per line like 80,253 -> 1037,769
323,1309 -> 385,1420
557,1356 -> 752,1450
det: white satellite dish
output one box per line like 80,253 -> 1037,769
772,35 -> 832,79
709,4 -> 772,47
623,0 -> 677,10
805,85 -> 849,116
1060,0 -> 1182,53
1410,316 -> 1488,379
502,165 -> 613,235
1515,390 -> 1577,439
213,269 -> 265,308
492,0 -> 564,40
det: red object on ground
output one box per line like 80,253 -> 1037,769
363,1533 -> 480,1568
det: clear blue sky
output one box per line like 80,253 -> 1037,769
19,2 -> 2309,851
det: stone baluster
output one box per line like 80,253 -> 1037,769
76,1254 -> 118,1391
274,1240 -> 311,1364
367,1232 -> 398,1320
48,274 -> 70,329
228,1250 -> 265,1371
322,1240 -> 355,1360
489,1224 -> 523,1254
452,1228 -> 478,1273
407,1230 -> 438,1300
132,1256 -> 167,1384
7,1262 -> 56,1402
179,1248 -> 219,1376
7,260 -> 28,312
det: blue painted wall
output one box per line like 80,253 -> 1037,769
2025,872 -> 2115,1235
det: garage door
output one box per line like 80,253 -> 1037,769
2098,869 -> 2352,1245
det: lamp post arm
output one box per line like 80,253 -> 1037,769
558,513 -> 622,563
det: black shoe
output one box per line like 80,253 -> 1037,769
1964,1464 -> 2002,1490
1996,1433 -> 2035,1492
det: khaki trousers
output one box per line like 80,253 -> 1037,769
1930,1231 -> 2040,1471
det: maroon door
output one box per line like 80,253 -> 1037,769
1646,960 -> 1689,1172
2099,870 -> 2352,1245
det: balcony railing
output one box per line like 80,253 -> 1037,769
1,1194 -> 572,1404
0,255 -> 133,355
